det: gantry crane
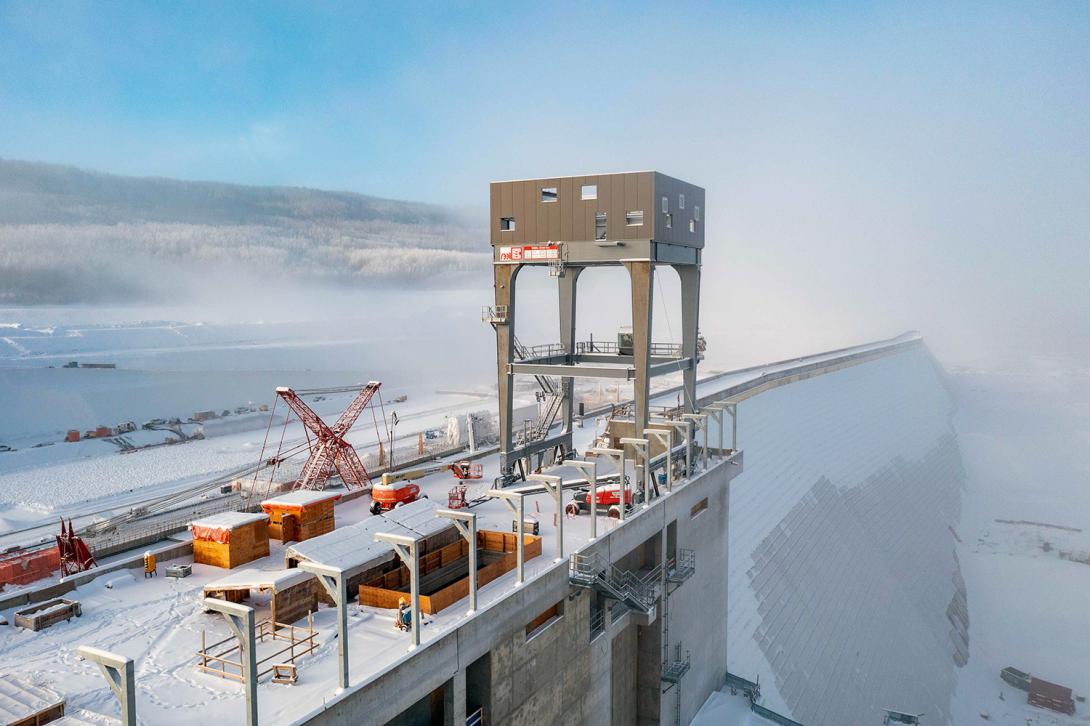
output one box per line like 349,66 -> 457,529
275,382 -> 382,491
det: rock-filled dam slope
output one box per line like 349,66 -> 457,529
727,343 -> 966,725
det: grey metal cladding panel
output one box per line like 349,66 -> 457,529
490,183 -> 502,244
652,172 -> 705,248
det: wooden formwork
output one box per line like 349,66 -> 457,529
358,530 -> 542,614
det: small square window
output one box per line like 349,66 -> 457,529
626,210 -> 644,226
541,187 -> 558,203
581,184 -> 597,200
500,217 -> 515,231
695,206 -> 701,222
595,212 -> 607,241
665,213 -> 672,229
689,218 -> 695,233
679,193 -> 685,210
661,196 -> 669,213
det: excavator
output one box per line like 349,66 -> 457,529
369,460 -> 483,514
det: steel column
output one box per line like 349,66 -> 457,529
76,646 -> 136,726
563,458 -> 598,539
676,263 -> 701,413
203,599 -> 257,726
436,509 -> 479,614
494,263 -> 519,477
297,562 -> 348,689
623,260 -> 654,496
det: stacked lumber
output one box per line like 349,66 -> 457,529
190,512 -> 270,569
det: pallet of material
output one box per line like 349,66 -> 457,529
358,530 -> 543,613
13,598 -> 82,632
189,512 -> 270,569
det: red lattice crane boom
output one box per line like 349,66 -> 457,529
276,381 -> 381,491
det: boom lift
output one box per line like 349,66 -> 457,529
370,460 -> 483,514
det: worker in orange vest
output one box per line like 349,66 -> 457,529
396,597 -> 411,631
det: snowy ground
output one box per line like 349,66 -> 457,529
949,356 -> 1090,725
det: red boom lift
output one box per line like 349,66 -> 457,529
275,382 -> 382,491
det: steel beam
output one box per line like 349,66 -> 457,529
510,362 -> 634,379
297,561 -> 349,689
76,646 -> 136,726
203,598 -> 257,726
436,509 -> 479,614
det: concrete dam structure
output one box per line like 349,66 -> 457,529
725,341 -> 967,724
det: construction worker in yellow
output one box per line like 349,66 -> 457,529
396,597 -> 411,631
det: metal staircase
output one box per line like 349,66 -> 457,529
569,553 -> 660,619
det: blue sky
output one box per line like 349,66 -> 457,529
1,1 -> 1087,360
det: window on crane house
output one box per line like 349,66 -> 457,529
595,212 -> 607,240
695,205 -> 701,221
500,217 -> 515,231
679,193 -> 685,210
581,184 -> 597,200
541,187 -> 558,202
626,210 -> 644,226
661,196 -> 669,213
689,218 -> 696,233
665,213 -> 673,229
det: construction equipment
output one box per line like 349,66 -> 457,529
369,480 -> 426,514
275,382 -> 381,491
564,481 -> 634,519
371,460 -> 482,514
57,518 -> 96,576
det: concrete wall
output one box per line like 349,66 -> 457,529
726,345 -> 967,724
301,453 -> 741,726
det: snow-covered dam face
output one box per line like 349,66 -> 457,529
727,345 -> 967,725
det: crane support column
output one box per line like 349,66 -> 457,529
677,263 -> 701,413
558,266 -> 582,438
493,264 -> 518,479
623,259 -> 654,495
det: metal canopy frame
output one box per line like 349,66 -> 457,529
586,446 -> 627,522
526,474 -> 564,561
435,508 -> 479,614
486,488 -> 529,586
643,428 -> 674,493
374,531 -> 423,650
297,561 -> 349,689
620,437 -> 652,507
562,458 -> 599,539
77,646 -> 136,726
202,598 -> 258,726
